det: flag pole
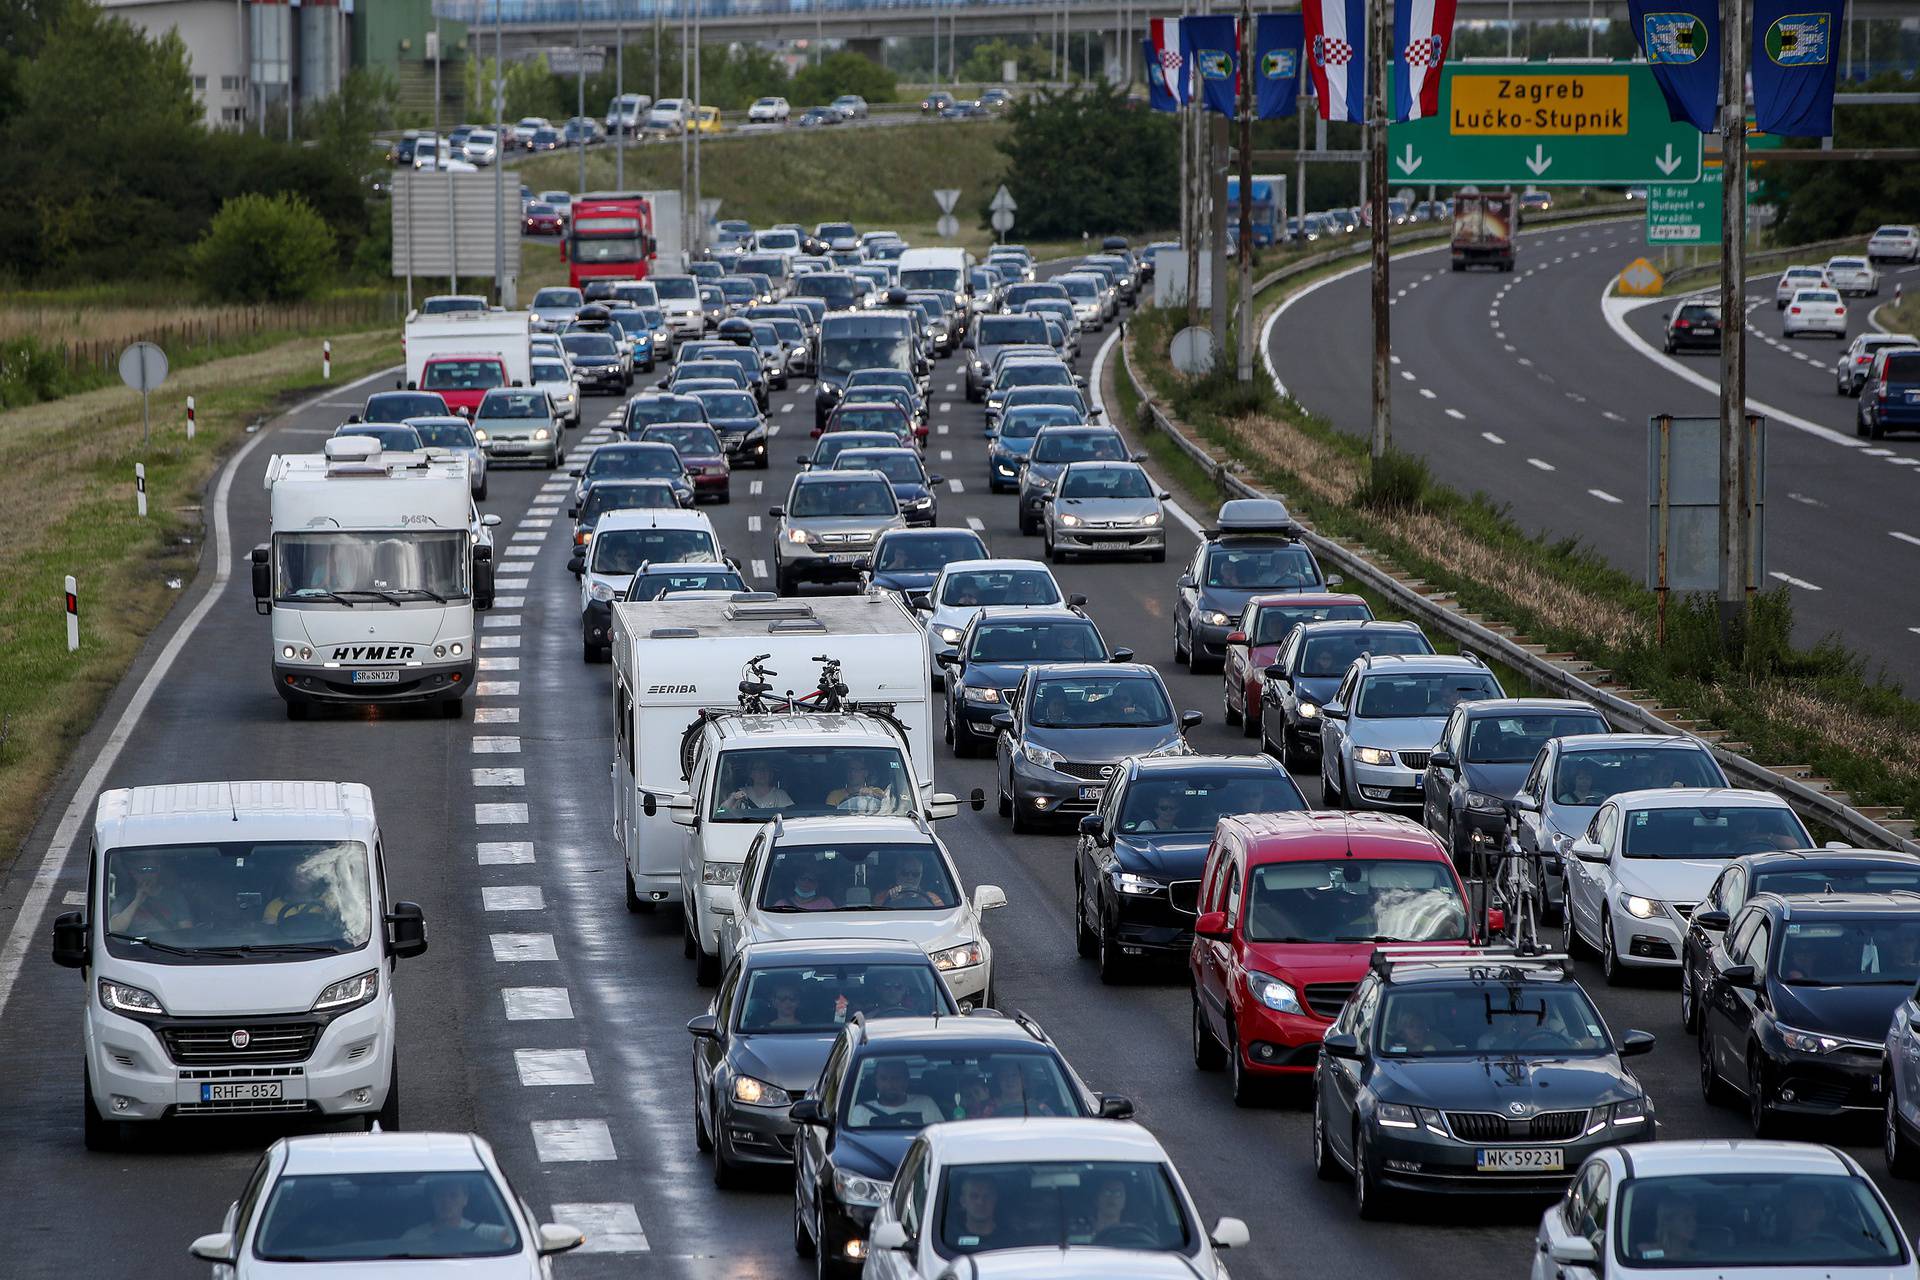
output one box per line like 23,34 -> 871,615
1368,0 -> 1390,462
1236,2 -> 1254,382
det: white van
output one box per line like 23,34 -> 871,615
646,98 -> 691,134
51,781 -> 427,1150
605,92 -> 651,134
898,247 -> 975,308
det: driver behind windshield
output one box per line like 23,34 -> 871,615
721,759 -> 793,812
849,1059 -> 944,1127
873,850 -> 949,908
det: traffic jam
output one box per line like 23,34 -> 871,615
35,206 -> 1920,1280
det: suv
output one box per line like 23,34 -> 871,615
1421,698 -> 1609,864
1858,345 -> 1920,440
1837,332 -> 1918,397
1662,300 -> 1721,354
1189,811 -> 1481,1104
1320,653 -> 1504,810
791,1012 -> 1132,1277
1074,755 -> 1303,981
772,470 -> 905,594
964,311 -> 1054,401
941,606 -> 1123,756
1174,499 -> 1335,672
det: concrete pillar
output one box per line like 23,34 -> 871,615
1101,30 -> 1128,85
846,36 -> 884,65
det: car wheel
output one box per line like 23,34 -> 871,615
793,1180 -> 817,1257
1446,814 -> 1473,869
997,785 -> 1012,819
625,863 -> 651,913
1097,909 -> 1130,985
1191,988 -> 1225,1071
441,697 -> 465,720
1313,1091 -> 1342,1181
1150,546 -> 1166,563
370,1062 -> 400,1131
1560,885 -> 1585,956
1699,1025 -> 1733,1106
1353,1128 -> 1391,1220
81,1064 -> 121,1152
476,477 -> 489,501
775,567 -> 795,595
1173,620 -> 1190,666
1018,510 -> 1038,536
1600,909 -> 1623,985
1227,1019 -> 1262,1107
1747,1052 -> 1777,1137
1887,1085 -> 1920,1179
1281,725 -> 1309,773
1074,869 -> 1097,958
285,700 -> 309,722
1045,534 -> 1064,563
1679,962 -> 1699,1032
694,943 -> 720,987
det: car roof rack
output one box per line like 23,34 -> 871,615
1369,942 -> 1574,980
1205,497 -> 1300,541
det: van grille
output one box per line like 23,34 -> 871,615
1303,982 -> 1357,1019
160,1021 -> 321,1066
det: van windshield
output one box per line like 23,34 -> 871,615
1244,858 -> 1466,943
654,277 -> 700,301
900,267 -> 963,293
103,840 -> 372,959
711,745 -> 915,820
277,530 -> 469,601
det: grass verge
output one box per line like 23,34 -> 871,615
0,331 -> 401,871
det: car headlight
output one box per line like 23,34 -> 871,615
1112,871 -> 1164,896
1297,702 -> 1320,719
1029,474 -> 1054,490
1353,746 -> 1396,766
533,428 -> 551,441
1780,1025 -> 1844,1055
785,527 -> 817,545
1058,512 -> 1083,527
702,862 -> 742,887
906,496 -> 933,509
733,1075 -> 792,1107
1201,610 -> 1232,627
98,978 -> 166,1016
472,427 -> 489,441
930,941 -> 983,971
1465,790 -> 1506,813
834,1168 -> 893,1208
962,685 -> 1001,704
1623,894 -> 1661,920
311,969 -> 380,1013
1375,1102 -> 1418,1130
1607,1097 -> 1650,1127
589,581 -> 616,602
1020,740 -> 1065,770
1138,510 -> 1164,527
934,625 -> 965,645
1245,969 -> 1304,1015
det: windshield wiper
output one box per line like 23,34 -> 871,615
107,932 -> 244,958
232,943 -> 344,955
334,590 -> 406,607
281,591 -> 357,607
381,587 -> 449,603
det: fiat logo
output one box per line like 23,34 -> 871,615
1508,1101 -> 1527,1116
231,1029 -> 252,1049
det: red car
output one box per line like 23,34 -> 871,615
639,423 -> 730,503
1190,811 -> 1484,1104
814,400 -> 915,446
1221,592 -> 1371,736
523,202 -> 564,236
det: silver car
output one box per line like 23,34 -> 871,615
1318,653 -> 1504,812
770,469 -> 904,595
1042,460 -> 1167,562
529,285 -> 583,332
473,387 -> 563,470
529,356 -> 580,429
405,415 -> 489,500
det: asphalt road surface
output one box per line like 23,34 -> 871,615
4,277 -> 1919,1279
1269,219 -> 1920,691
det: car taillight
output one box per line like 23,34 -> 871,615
1789,306 -> 1800,314
1675,319 -> 1690,329
1836,306 -> 1845,315
1878,383 -> 1890,401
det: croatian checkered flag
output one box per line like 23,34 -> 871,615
1147,17 -> 1191,107
1393,0 -> 1459,121
1303,0 -> 1366,122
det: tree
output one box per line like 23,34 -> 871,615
791,51 -> 896,107
989,83 -> 1177,237
958,38 -> 1052,85
190,192 -> 337,302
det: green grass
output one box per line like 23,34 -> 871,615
1882,291 -> 1920,335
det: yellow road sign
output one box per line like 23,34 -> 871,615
1618,257 -> 1666,296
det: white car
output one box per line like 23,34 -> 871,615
1824,255 -> 1881,296
1868,224 -> 1920,264
529,355 -> 580,429
572,508 -> 721,659
747,95 -> 791,123
1838,332 -> 1920,396
462,129 -> 500,165
1531,1140 -> 1915,1280
1773,265 -> 1828,309
1783,288 -> 1848,339
923,558 -> 1073,678
719,815 -> 1005,1007
863,1118 -> 1249,1279
189,1132 -> 584,1276
1560,787 -> 1812,983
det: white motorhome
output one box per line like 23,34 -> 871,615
898,247 -> 975,308
252,437 -> 498,719
402,310 -> 534,393
50,780 -> 428,1150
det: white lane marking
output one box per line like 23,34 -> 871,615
1602,411 -> 1625,422
475,803 -> 529,825
750,479 -> 763,495
518,1048 -> 593,1086
966,517 -> 985,532
1445,408 -> 1466,420
475,681 -> 521,697
1086,325 -> 1204,538
1589,488 -> 1623,504
0,364 -> 401,1024
472,767 -> 526,787
767,423 -> 781,436
494,596 -> 526,609
478,841 -> 535,865
1891,531 -> 1920,548
1399,370 -> 1416,382
475,708 -> 521,725
484,614 -> 522,628
944,382 -> 958,393
1482,432 -> 1506,445
750,559 -> 768,579
490,932 -> 557,961
1516,357 -> 1534,367
780,402 -> 795,413
480,634 -> 521,649
478,656 -> 520,671
63,890 -> 85,906
937,422 -> 950,434
553,1203 -> 649,1253
472,736 -> 521,754
949,478 -> 965,493
531,1119 -> 616,1162
504,987 -> 573,1020
747,515 -> 762,533
1504,343 -> 1517,352
1390,355 -> 1402,365
484,885 -> 546,911
504,546 -> 540,558
1493,330 -> 1506,340
1527,457 -> 1556,471
939,449 -> 953,462
1418,388 -> 1436,399
519,518 -> 553,529
1769,571 -> 1823,591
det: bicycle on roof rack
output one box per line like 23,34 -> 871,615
735,653 -> 852,714
1467,825 -> 1550,955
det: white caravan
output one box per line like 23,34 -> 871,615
401,310 -> 534,391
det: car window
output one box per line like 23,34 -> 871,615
1465,713 -> 1608,764
935,1160 -> 1192,1256
896,1143 -> 930,1238
844,1051 -> 1077,1130
408,422 -> 475,449
1223,858 -> 1243,927
1621,805 -> 1809,858
1551,746 -> 1723,805
1116,773 -> 1304,834
1753,866 -> 1920,899
1059,467 -> 1152,499
642,425 -> 722,456
940,569 -> 1059,607
968,620 -> 1105,663
1376,984 -> 1610,1057
1203,543 -> 1320,589
709,745 -> 913,821
789,478 -> 897,517
1032,431 -> 1125,464
837,452 -> 924,484
873,532 -> 985,573
627,569 -> 744,600
757,842 -> 960,913
589,448 -> 680,479
1242,858 -> 1467,943
479,391 -> 549,418
736,962 -> 945,1032
1356,672 -> 1502,719
1614,1173 -> 1906,1268
423,360 -> 504,391
253,1171 -> 520,1260
1297,630 -> 1431,676
1777,918 -> 1920,987
1253,602 -> 1372,645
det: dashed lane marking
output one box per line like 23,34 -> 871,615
1891,531 -> 1920,548
517,1048 -> 593,1086
966,517 -> 985,531
503,987 -> 573,1020
1769,571 -> 1823,591
1589,488 -> 1623,504
1445,408 -> 1466,420
747,516 -> 762,533
750,559 -> 768,579
552,1204 -> 649,1253
480,635 -> 521,650
1527,457 -> 1556,472
484,614 -> 522,628
472,768 -> 526,787
475,681 -> 521,697
531,1119 -> 616,1162
483,885 -> 546,911
1419,388 -> 1436,399
472,737 -> 521,754
477,656 -> 521,671
475,803 -> 529,826
490,932 -> 558,962
478,841 -> 536,865
1482,432 -> 1507,445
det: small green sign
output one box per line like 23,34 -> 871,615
1646,168 -> 1724,246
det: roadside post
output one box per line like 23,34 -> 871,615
323,340 -> 332,381
135,464 -> 147,519
64,576 -> 78,653
185,395 -> 196,441
117,341 -> 168,449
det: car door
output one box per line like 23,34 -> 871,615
699,961 -> 742,1131
719,833 -> 766,967
1703,908 -> 1762,1079
797,1032 -> 851,1235
1728,916 -> 1772,1094
995,673 -> 1026,794
1081,773 -> 1127,928
1686,866 -> 1741,1002
1193,842 -> 1234,1043
1511,747 -> 1550,859
1424,709 -> 1465,834
1176,546 -> 1203,642
879,1140 -> 931,1280
1892,990 -> 1920,1135
1566,805 -> 1615,947
1225,606 -> 1254,712
1321,667 -> 1359,780
1535,1161 -> 1601,1280
1322,978 -> 1378,1164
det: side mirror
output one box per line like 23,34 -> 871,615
973,884 -> 1008,912
1321,1031 -> 1362,1060
473,548 -> 495,610
927,792 -> 960,821
569,468 -> 584,477
666,793 -> 697,826
1180,710 -> 1204,731
769,506 -> 785,518
1041,493 -> 1054,503
1178,574 -> 1196,589
1321,702 -> 1348,721
1511,793 -> 1540,813
567,554 -> 586,576
347,413 -> 362,423
870,1221 -> 910,1251
1325,574 -> 1345,587
1110,647 -> 1135,663
51,910 -> 88,969
1263,662 -> 1286,680
1079,814 -> 1106,841
188,1233 -> 237,1264
1550,1237 -> 1599,1267
1619,1029 -> 1656,1057
685,1013 -> 719,1040
788,1097 -> 823,1126
1719,962 -> 1756,989
1069,593 -> 1088,608
1691,907 -> 1730,931
385,901 -> 428,959
510,379 -> 523,387
536,1224 -> 585,1256
990,713 -> 1013,732
1225,631 -> 1248,645
1428,748 -> 1455,769
1097,1093 -> 1135,1119
250,543 -> 272,613
929,474 -> 945,486
1570,838 -> 1606,862
934,651 -> 959,668
480,513 -> 503,528
1194,910 -> 1229,941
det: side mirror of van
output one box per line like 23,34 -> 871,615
51,911 -> 88,969
969,788 -> 986,811
666,793 -> 697,826
927,793 -> 960,821
567,554 -> 586,576
250,544 -> 272,615
385,902 -> 428,959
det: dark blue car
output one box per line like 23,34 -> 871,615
941,607 -> 1128,756
1859,346 -> 1920,439
833,447 -> 941,525
863,527 -> 988,610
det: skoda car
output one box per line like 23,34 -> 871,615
942,606 -> 1125,757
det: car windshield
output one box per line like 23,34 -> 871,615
1032,431 -> 1125,464
628,569 -> 744,600
408,422 -> 474,449
1008,387 -> 1087,412
821,334 -> 912,377
1254,604 -> 1372,646
102,839 -> 372,956
252,1170 -> 519,1262
848,371 -> 914,394
1755,866 -> 1920,898
790,479 -> 896,517
562,334 -> 618,359
1357,672 -> 1502,718
980,316 -> 1049,345
797,276 -> 863,308
654,277 -> 700,301
533,288 -> 581,308
334,425 -> 422,452
1677,304 -> 1719,323
812,434 -> 895,466
1060,467 -> 1152,499
478,391 -> 548,419
757,841 -> 960,912
997,363 -> 1072,389
759,230 -> 800,250
367,393 -> 445,418
837,452 -> 923,483
1117,773 -> 1304,835
937,1160 -> 1192,1255
589,527 -> 716,574
644,425 -> 721,456
1203,543 -> 1319,589
941,569 -> 1059,607
277,530 -> 468,601
830,408 -> 909,437
589,448 -> 680,480
969,620 -> 1105,663
629,398 -> 706,426
1621,805 -> 1810,858
420,297 -> 484,314
1465,713 -> 1609,764
1028,676 -> 1170,728
700,392 -> 758,419
999,408 -> 1080,439
1551,747 -> 1724,805
845,1051 -> 1077,1131
1777,919 -> 1920,987
1615,1173 -> 1904,1268
423,360 -> 503,391
738,964 -> 945,1034
1376,985 -> 1610,1057
530,361 -> 570,384
873,532 -> 983,573
580,482 -> 678,520
710,745 -> 913,820
1798,290 -> 1841,304
1243,858 -> 1467,943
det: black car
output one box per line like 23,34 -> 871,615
789,1012 -> 1132,1277
690,387 -> 770,469
560,330 -> 628,393
1015,425 -> 1137,536
797,106 -> 840,127
1699,891 -> 1920,1136
833,448 -> 940,526
1662,300 -> 1722,354
1681,849 -> 1920,1032
862,527 -> 989,612
942,607 -> 1126,757
1314,950 -> 1655,1217
688,939 -> 958,1188
357,389 -> 449,423
799,430 -> 899,472
570,478 -> 683,562
1259,620 -> 1434,771
1176,499 -> 1337,673
678,340 -> 770,409
622,391 -> 708,438
1422,698 -> 1610,865
1074,755 -> 1304,980
568,441 -> 693,516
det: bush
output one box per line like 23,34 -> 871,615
0,336 -> 94,409
992,84 -> 1178,237
190,193 -> 337,303
1353,447 -> 1429,513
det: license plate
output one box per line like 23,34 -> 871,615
1078,785 -> 1105,801
1411,771 -> 1424,786
351,669 -> 401,685
202,1080 -> 283,1102
1477,1147 -> 1563,1172
828,552 -> 865,564
1906,390 -> 1920,404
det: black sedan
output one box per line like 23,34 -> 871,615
862,526 -> 988,612
942,608 -> 1125,757
797,107 -> 841,127
1259,620 -> 1434,771
690,387 -> 771,469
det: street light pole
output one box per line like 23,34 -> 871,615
1368,0 -> 1390,461
615,11 -> 625,189
575,1 -> 586,193
1717,0 -> 1752,639
494,0 -> 505,305
1236,0 -> 1253,383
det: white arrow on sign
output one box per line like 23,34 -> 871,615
933,188 -> 961,214
1394,144 -> 1422,176
1655,143 -> 1685,176
1524,144 -> 1553,176
990,184 -> 1016,213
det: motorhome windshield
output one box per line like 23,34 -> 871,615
103,839 -> 372,960
276,531 -> 469,602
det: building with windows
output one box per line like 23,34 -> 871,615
100,0 -> 352,130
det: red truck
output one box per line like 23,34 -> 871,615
1450,191 -> 1515,272
562,191 -> 656,290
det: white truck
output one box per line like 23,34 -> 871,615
898,247 -> 975,309
252,437 -> 498,719
401,311 -> 534,415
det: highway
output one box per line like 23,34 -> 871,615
1269,220 -> 1920,691
4,277 -> 1920,1278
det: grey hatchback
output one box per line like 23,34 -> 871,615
771,470 -> 905,594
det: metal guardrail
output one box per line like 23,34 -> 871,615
1117,241 -> 1918,856
1659,233 -> 1872,295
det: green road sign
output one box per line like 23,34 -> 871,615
1390,63 -> 1703,186
1646,168 -> 1724,245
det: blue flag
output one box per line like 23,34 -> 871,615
1255,14 -> 1305,119
1181,15 -> 1242,118
1628,0 -> 1720,133
1144,38 -> 1181,111
1752,0 -> 1845,137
